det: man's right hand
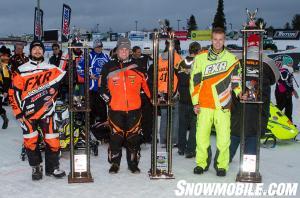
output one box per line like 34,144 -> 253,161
193,104 -> 200,114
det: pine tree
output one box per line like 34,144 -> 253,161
187,15 -> 198,36
212,0 -> 226,30
255,18 -> 267,29
292,14 -> 300,30
266,26 -> 274,36
284,22 -> 292,30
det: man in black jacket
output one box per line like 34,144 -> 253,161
131,46 -> 153,143
49,43 -> 62,67
230,47 -> 280,161
176,42 -> 201,158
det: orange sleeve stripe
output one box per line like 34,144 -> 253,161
219,90 -> 231,103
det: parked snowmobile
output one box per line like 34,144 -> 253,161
262,102 -> 299,147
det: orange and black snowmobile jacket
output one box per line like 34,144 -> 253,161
157,51 -> 182,94
99,58 -> 151,112
9,59 -> 66,120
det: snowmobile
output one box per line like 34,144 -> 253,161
54,101 -> 99,156
262,102 -> 299,148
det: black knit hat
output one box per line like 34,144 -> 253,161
0,46 -> 11,56
189,42 -> 201,54
30,40 -> 45,54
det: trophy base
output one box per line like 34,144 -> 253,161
68,172 -> 94,183
236,171 -> 262,183
148,169 -> 175,179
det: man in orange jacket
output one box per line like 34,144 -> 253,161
99,38 -> 151,174
9,40 -> 66,180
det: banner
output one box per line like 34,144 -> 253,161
34,7 -> 43,40
174,31 -> 188,41
191,30 -> 212,41
61,4 -> 72,42
273,30 -> 300,40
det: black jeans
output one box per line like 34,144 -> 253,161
0,96 -> 6,115
275,93 -> 293,121
178,103 -> 196,153
90,91 -> 107,124
229,135 -> 257,162
140,94 -> 153,142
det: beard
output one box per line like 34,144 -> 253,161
30,55 -> 44,62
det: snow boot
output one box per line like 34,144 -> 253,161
193,166 -> 204,175
109,163 -> 120,174
46,167 -> 66,178
32,165 -> 43,181
1,113 -> 8,129
216,168 -> 226,177
128,163 -> 140,174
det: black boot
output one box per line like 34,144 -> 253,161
216,168 -> 226,177
32,165 -> 43,181
46,167 -> 66,178
178,149 -> 185,156
128,162 -> 140,174
109,163 -> 120,174
126,148 -> 141,174
193,166 -> 204,175
1,113 -> 8,129
185,151 -> 196,158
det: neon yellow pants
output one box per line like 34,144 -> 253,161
195,108 -> 231,171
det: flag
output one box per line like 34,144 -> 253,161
61,4 -> 72,42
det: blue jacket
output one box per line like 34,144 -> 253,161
78,50 -> 110,91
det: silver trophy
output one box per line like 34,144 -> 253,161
245,8 -> 260,28
158,19 -> 168,35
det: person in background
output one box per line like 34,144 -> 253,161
230,33 -> 279,162
9,43 -> 29,73
275,65 -> 297,122
0,46 -> 11,129
78,39 -> 110,124
157,40 -> 182,148
49,43 -> 63,67
131,46 -> 153,143
176,42 -> 201,158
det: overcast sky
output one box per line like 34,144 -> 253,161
0,0 -> 299,36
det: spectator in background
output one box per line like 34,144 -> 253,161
78,39 -> 110,124
9,43 -> 29,73
275,65 -> 297,122
0,46 -> 11,129
131,46 -> 153,143
49,43 -> 62,67
176,42 -> 201,158
157,40 -> 182,147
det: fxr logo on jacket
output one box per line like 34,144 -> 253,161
204,61 -> 227,75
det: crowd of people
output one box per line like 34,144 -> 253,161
0,26 -> 297,181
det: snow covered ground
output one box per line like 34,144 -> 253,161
0,73 -> 299,198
